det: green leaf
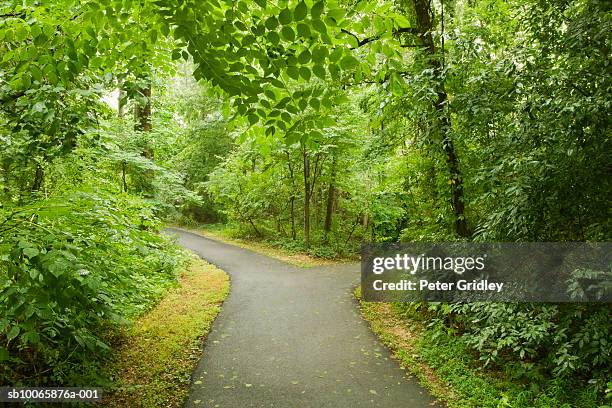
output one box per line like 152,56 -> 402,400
312,46 -> 328,63
394,13 -> 411,28
297,23 -> 311,38
311,1 -> 324,19
0,347 -> 9,361
287,66 -> 300,80
149,29 -> 158,44
297,49 -> 311,64
390,72 -> 405,96
264,89 -> 276,100
7,325 -> 20,342
329,64 -> 340,80
299,67 -> 311,81
340,55 -> 359,70
161,23 -> 170,37
373,15 -> 385,33
30,65 -> 42,82
309,98 -> 320,110
22,331 -> 40,345
286,131 -> 301,145
248,114 -> 259,125
23,247 -> 39,259
265,16 -> 279,30
15,25 -> 29,41
279,8 -> 292,25
281,26 -> 295,41
267,31 -> 280,45
329,48 -> 343,62
313,65 -> 326,79
294,1 -> 307,21
312,19 -> 327,35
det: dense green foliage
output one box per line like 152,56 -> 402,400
1,0 -> 610,404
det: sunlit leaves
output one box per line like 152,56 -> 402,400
0,0 -> 371,145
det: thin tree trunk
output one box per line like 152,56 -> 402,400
303,148 -> 311,249
324,153 -> 337,235
31,165 -> 43,192
290,196 -> 296,240
121,160 -> 128,193
286,152 -> 297,240
118,89 -> 126,118
134,82 -> 152,133
413,0 -> 469,238
133,81 -> 154,194
248,218 -> 262,237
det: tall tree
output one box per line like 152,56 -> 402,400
413,0 -> 469,238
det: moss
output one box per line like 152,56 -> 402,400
105,255 -> 229,408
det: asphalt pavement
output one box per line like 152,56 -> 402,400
166,228 -> 439,408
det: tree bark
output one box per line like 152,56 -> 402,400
248,218 -> 262,237
324,153 -> 337,235
286,152 -> 297,240
290,196 -> 296,240
31,165 -> 44,192
413,0 -> 469,238
121,160 -> 128,193
303,148 -> 311,248
133,82 -> 152,133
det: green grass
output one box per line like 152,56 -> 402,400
105,255 -> 230,408
172,223 -> 356,268
355,287 -> 601,408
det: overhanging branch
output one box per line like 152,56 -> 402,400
341,27 -> 420,49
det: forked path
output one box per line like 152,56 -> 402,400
168,228 -> 438,408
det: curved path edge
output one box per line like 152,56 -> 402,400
165,228 -> 440,408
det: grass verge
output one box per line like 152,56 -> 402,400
173,224 -> 355,268
105,254 -> 230,408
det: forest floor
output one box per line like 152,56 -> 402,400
167,227 -> 442,407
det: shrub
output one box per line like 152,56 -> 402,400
0,190 -> 185,385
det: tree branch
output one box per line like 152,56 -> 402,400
341,27 -> 420,49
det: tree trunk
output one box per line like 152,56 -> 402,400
134,82 -> 152,133
413,0 -> 469,238
248,218 -> 262,237
290,196 -> 296,240
324,153 -> 337,235
121,160 -> 128,193
286,152 -> 297,240
133,81 -> 155,194
303,148 -> 311,249
31,165 -> 44,192
118,89 -> 126,118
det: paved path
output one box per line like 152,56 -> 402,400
167,228 -> 438,408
